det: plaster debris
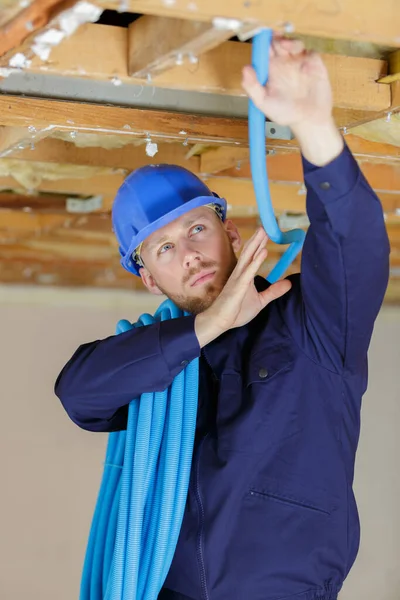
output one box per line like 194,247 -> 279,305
283,22 -> 295,34
58,1 -> 103,36
31,44 -> 51,61
25,21 -> 34,31
212,17 -> 242,31
35,28 -> 65,45
30,2 -> 102,64
146,141 -> 159,157
9,53 -> 31,69
118,0 -> 129,11
111,77 -> 122,86
0,68 -> 15,78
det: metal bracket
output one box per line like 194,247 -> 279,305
265,122 -> 294,141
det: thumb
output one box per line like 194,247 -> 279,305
242,66 -> 270,109
259,279 -> 292,308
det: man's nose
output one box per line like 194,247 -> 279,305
179,240 -> 202,269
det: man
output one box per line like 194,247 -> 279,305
55,38 -> 390,600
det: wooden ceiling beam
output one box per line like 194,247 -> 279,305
0,0 -> 71,57
0,126 -> 52,157
0,95 -> 249,146
4,23 -> 390,123
128,15 -> 239,79
200,135 -> 400,174
0,175 -> 398,219
216,153 -> 400,193
1,250 -> 398,302
96,0 -> 400,47
12,137 -> 201,171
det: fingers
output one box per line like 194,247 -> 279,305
272,37 -> 305,56
235,227 -> 268,276
241,66 -> 269,107
259,279 -> 292,307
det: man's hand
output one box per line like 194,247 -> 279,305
194,228 -> 292,348
241,37 -> 332,129
242,36 -> 344,166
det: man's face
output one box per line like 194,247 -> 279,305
138,206 -> 242,315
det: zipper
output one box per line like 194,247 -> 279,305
194,432 -> 210,600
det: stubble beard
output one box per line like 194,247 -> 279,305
155,248 -> 237,315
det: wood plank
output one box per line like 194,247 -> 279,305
0,172 -> 398,216
0,125 -> 52,157
13,23 -> 390,114
12,137 -> 201,171
200,135 -> 400,174
0,0 -> 69,57
0,95 -> 249,146
0,251 -> 398,302
128,15 -> 236,78
217,153 -> 400,192
96,0 -> 400,47
378,49 -> 400,84
10,134 -> 400,178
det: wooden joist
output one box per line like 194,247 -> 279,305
0,95 -> 249,146
0,174 -> 398,217
96,0 -> 400,47
128,15 -> 241,79
1,23 -> 390,124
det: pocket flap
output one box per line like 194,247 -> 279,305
246,344 -> 294,385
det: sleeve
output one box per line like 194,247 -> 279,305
54,315 -> 201,432
279,141 -> 390,374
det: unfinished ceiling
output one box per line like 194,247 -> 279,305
0,0 -> 399,302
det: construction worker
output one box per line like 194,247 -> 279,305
55,38 -> 390,600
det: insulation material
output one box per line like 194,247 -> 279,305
31,1 -> 102,62
0,159 -> 126,189
51,130 -> 148,149
352,114 -> 400,147
9,53 -> 31,68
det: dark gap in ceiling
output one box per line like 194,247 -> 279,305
95,9 -> 245,41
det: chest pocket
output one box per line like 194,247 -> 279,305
245,343 -> 295,386
216,343 -> 295,456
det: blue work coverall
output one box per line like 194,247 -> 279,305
55,143 -> 390,600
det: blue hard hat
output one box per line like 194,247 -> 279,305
112,164 -> 227,276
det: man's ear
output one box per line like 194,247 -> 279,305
139,267 -> 164,296
224,219 -> 242,253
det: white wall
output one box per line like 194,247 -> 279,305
0,285 -> 398,600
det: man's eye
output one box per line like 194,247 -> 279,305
191,225 -> 205,235
159,243 -> 173,254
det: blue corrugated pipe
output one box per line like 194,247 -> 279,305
249,28 -> 305,283
79,28 -> 305,600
